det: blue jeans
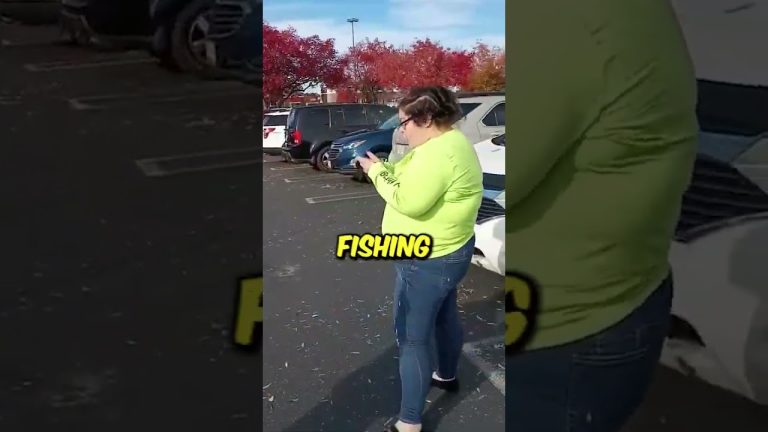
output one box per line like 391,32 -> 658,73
393,236 -> 475,424
507,274 -> 674,432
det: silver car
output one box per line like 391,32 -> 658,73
388,92 -> 505,163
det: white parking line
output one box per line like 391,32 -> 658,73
270,165 -> 309,171
67,87 -> 252,110
135,147 -> 262,177
137,159 -> 260,177
24,57 -> 156,72
284,175 -> 347,183
137,147 -> 260,163
462,335 -> 505,395
305,191 -> 379,204
2,39 -> 58,47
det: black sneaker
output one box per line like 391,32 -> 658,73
383,417 -> 430,432
430,375 -> 459,392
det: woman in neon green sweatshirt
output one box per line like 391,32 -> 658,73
357,86 -> 484,432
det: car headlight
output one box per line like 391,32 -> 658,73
347,140 -> 367,148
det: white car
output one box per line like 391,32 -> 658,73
662,131 -> 768,405
471,134 -> 505,276
262,110 -> 289,154
389,92 -> 505,164
472,126 -> 768,405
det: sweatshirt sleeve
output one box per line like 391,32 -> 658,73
368,150 -> 452,218
379,160 -> 395,172
506,2 -> 602,206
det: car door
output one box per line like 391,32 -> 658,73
476,102 -> 505,142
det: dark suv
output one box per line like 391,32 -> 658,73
281,103 -> 396,169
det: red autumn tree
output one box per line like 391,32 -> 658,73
340,38 -> 398,103
466,42 -> 505,91
395,39 -> 473,89
335,87 -> 357,103
262,23 -> 346,106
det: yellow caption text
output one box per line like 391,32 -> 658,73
336,234 -> 433,259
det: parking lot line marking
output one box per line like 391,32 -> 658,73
136,159 -> 260,177
24,57 -> 156,72
67,86 -> 255,110
137,147 -> 261,163
135,147 -> 263,177
305,191 -> 380,204
2,39 -> 59,47
270,165 -> 309,171
462,335 -> 505,395
284,175 -> 348,183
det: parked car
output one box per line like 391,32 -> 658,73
662,131 -> 768,406
388,92 -> 505,165
327,113 -> 399,177
471,134 -> 505,276
60,0 -> 259,81
262,109 -> 289,154
474,133 -> 505,190
351,96 -> 505,182
281,103 -> 396,169
149,0 -> 260,81
60,0 -> 152,47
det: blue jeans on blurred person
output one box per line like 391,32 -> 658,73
393,236 -> 475,425
507,274 -> 674,432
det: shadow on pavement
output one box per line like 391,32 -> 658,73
283,299 -> 503,432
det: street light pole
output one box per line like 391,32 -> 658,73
347,17 -> 358,50
347,17 -> 359,102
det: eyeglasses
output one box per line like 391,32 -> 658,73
398,116 -> 413,129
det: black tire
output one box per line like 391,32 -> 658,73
309,152 -> 320,170
316,147 -> 333,173
353,165 -> 367,182
169,0 -> 231,80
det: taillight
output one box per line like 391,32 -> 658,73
263,127 -> 275,139
291,130 -> 302,146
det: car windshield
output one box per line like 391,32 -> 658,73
378,114 -> 400,130
263,114 -> 288,127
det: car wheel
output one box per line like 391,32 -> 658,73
353,166 -> 367,182
169,0 -> 232,79
317,147 -> 333,173
309,152 -> 320,170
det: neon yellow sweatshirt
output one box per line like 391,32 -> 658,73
507,0 -> 698,349
368,129 -> 483,258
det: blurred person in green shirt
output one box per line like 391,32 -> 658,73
506,0 -> 698,431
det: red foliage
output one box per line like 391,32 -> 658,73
264,23 -> 505,105
262,22 -> 345,106
466,43 -> 506,91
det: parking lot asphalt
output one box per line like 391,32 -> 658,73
262,158 -> 506,431
1,23 -> 262,431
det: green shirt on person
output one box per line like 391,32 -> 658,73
368,129 -> 484,258
507,0 -> 699,349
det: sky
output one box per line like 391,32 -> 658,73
263,0 -> 506,54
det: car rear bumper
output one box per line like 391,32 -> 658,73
282,144 -> 309,160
